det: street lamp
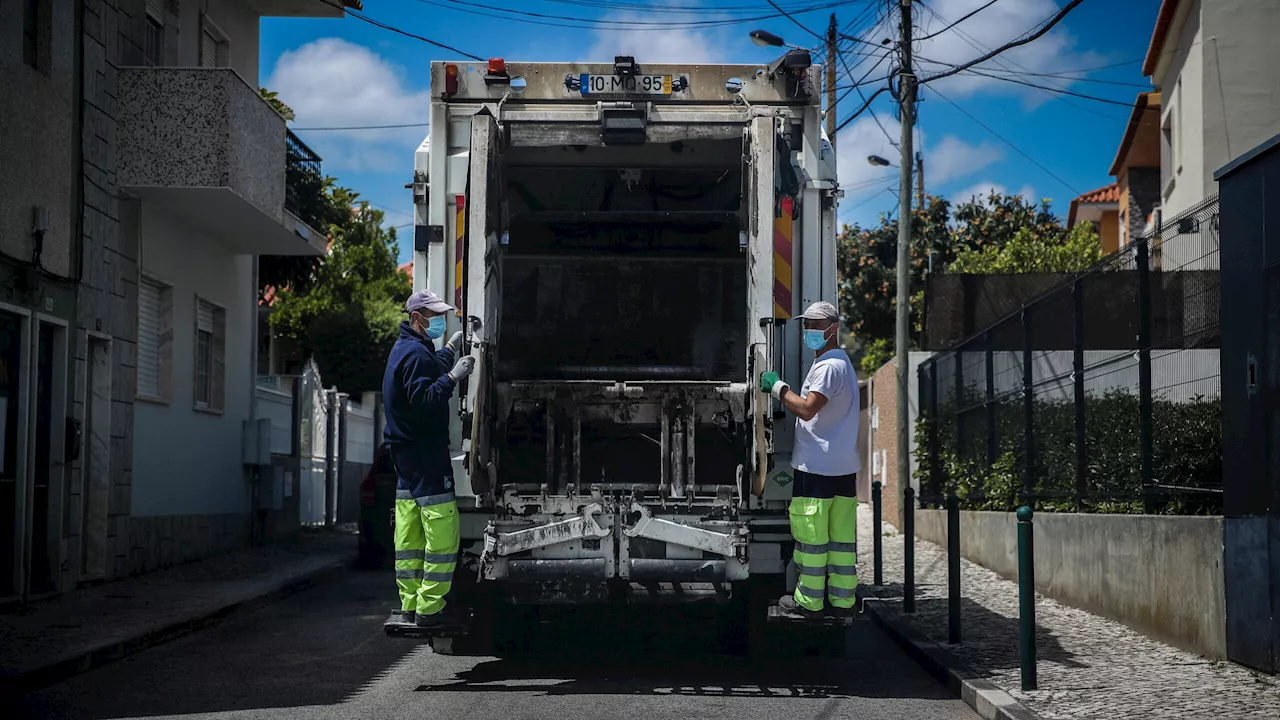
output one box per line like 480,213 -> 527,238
867,155 -> 896,168
750,29 -> 793,48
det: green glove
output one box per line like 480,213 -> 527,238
760,371 -> 780,394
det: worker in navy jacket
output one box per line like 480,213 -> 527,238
382,290 -> 474,628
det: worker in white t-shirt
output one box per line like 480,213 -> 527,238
760,300 -> 861,617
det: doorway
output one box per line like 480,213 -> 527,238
28,318 -> 68,598
0,309 -> 26,601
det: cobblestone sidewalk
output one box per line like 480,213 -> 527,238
857,506 -> 1280,719
0,529 -> 356,695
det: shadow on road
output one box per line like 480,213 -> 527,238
11,570 -> 419,720
414,605 -> 960,701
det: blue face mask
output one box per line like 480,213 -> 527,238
425,315 -> 446,339
803,328 -> 829,351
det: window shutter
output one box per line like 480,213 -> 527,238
212,306 -> 226,412
138,279 -> 162,397
200,28 -> 218,68
196,300 -> 214,334
146,0 -> 165,20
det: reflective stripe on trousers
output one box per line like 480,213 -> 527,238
826,496 -> 858,608
393,497 -> 460,616
789,494 -> 859,611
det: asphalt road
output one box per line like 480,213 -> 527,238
14,570 -> 979,720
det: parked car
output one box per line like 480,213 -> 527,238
357,443 -> 397,569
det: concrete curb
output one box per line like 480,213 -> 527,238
859,596 -> 1044,720
1,557 -> 351,699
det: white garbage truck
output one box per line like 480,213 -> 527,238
407,53 -> 842,648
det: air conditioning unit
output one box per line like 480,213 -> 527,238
242,417 -> 272,466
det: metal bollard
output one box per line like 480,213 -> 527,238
872,480 -> 883,586
1017,505 -> 1037,691
903,486 -> 915,613
947,493 -> 961,644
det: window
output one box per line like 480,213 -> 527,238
144,16 -> 163,67
23,0 -> 40,68
137,276 -> 173,401
193,297 -> 225,412
200,16 -> 229,69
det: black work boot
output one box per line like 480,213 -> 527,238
397,610 -> 417,625
416,609 -> 464,629
777,594 -> 824,618
825,603 -> 855,619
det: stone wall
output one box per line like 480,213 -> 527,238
65,0 -> 145,587
125,513 -> 252,575
914,509 -> 1227,659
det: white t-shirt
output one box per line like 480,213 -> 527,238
792,349 -> 861,477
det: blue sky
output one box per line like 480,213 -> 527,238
261,0 -> 1163,265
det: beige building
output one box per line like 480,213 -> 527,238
1144,0 -> 1280,218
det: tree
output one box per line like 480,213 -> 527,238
837,196 -> 953,374
256,86 -> 347,300
948,222 -> 1101,274
839,190 -> 1102,374
269,200 -> 412,393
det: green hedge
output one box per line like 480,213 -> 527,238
915,390 -> 1222,514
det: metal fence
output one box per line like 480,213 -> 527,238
285,130 -> 322,216
917,195 -> 1221,514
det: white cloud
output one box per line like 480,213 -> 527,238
267,38 -> 432,173
835,116 -> 903,198
913,0 -> 1107,103
836,119 -> 1001,201
923,135 -> 1004,186
1017,184 -> 1039,203
582,13 -> 735,64
954,180 -> 1007,204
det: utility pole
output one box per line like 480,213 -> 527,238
826,14 -> 838,147
916,151 -> 925,207
895,1 -> 916,510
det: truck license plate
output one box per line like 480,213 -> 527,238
580,74 -> 672,96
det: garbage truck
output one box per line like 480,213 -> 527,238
405,54 -> 843,650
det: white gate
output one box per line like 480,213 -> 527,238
296,359 -> 330,526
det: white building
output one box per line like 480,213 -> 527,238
115,0 -> 334,574
1144,0 -> 1280,219
0,0 -> 348,601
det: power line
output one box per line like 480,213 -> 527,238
544,0 -> 840,12
919,0 -> 1087,86
333,4 -> 485,60
766,0 -> 826,42
914,0 -> 1115,120
917,0 -> 1001,41
835,86 -> 889,132
290,121 -> 430,131
410,0 -> 865,32
930,85 -> 1080,195
838,50 -> 897,147
978,67 -> 1151,89
840,186 -> 898,216
957,68 -> 1148,111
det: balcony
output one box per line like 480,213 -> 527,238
248,0 -> 361,18
117,67 -> 323,256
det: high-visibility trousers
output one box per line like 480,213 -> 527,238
390,445 -> 460,617
394,494 -> 460,616
790,470 -> 858,612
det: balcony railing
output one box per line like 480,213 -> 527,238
285,130 -> 323,217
